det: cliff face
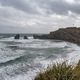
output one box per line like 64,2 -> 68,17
50,27 -> 80,44
33,27 -> 80,44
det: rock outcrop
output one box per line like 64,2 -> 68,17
24,36 -> 28,39
50,27 -> 80,44
14,34 -> 20,39
33,27 -> 80,44
33,34 -> 50,39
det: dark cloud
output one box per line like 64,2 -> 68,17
35,0 -> 80,15
0,0 -> 80,33
0,0 -> 39,14
0,0 -> 80,15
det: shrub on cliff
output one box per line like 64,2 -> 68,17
35,61 -> 80,80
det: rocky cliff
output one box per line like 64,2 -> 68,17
50,27 -> 80,44
33,27 -> 80,44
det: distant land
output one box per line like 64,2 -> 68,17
33,27 -> 80,45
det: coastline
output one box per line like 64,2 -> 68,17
33,27 -> 80,45
34,27 -> 80,80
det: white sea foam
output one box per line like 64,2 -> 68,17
24,43 -> 80,80
0,37 -> 80,80
16,40 -> 68,49
28,36 -> 33,39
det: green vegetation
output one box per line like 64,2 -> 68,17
35,60 -> 80,80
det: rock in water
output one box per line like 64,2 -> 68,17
24,36 -> 28,39
14,34 -> 20,39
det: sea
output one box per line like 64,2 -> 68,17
0,34 -> 80,80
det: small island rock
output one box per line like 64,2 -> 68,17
24,36 -> 28,39
14,34 -> 20,39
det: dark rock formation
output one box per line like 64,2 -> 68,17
33,34 -> 50,39
24,36 -> 28,39
33,27 -> 80,44
14,34 -> 20,39
50,27 -> 80,44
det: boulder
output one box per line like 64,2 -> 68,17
24,36 -> 28,39
14,34 -> 20,39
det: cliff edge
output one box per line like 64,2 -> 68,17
33,27 -> 80,44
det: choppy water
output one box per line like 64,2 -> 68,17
0,34 -> 80,80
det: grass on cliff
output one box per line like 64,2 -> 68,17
35,60 -> 80,80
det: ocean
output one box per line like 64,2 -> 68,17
0,34 -> 80,80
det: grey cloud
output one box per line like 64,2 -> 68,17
0,25 -> 29,33
0,0 -> 39,14
0,0 -> 80,33
0,0 -> 80,15
35,0 -> 80,15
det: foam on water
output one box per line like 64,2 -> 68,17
24,43 -> 80,80
28,36 -> 33,39
66,44 -> 80,64
0,36 -> 80,80
16,40 -> 68,49
0,49 -> 24,63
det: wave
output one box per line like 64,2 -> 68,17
0,36 -> 80,80
0,41 -> 79,67
16,41 -> 68,49
0,55 -> 27,67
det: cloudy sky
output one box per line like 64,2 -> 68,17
0,0 -> 80,33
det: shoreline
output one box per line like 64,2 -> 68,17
33,27 -> 80,45
34,27 -> 80,80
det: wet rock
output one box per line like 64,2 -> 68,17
14,34 -> 20,39
33,34 -> 50,39
50,27 -> 80,44
24,36 -> 28,39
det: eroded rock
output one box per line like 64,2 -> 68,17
14,34 -> 20,39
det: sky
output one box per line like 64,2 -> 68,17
0,0 -> 80,33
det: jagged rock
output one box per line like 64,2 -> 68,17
24,36 -> 28,39
14,34 -> 20,39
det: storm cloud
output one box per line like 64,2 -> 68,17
0,0 -> 80,15
0,0 -> 80,33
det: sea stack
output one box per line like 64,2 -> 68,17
14,34 -> 20,39
24,36 -> 28,39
